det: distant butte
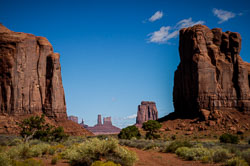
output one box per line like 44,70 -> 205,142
0,24 -> 92,136
136,101 -> 158,126
86,114 -> 121,135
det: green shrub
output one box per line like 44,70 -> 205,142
62,136 -> 85,146
220,133 -> 239,144
63,138 -> 137,166
241,149 -> 250,165
201,155 -> 212,163
6,143 -> 32,159
212,148 -> 231,163
175,146 -> 211,161
51,156 -> 58,165
13,158 -> 43,166
9,138 -> 23,146
225,157 -> 248,166
119,139 -> 166,151
0,153 -> 11,166
18,114 -> 68,142
171,135 -> 176,140
91,161 -> 121,166
142,120 -> 162,139
30,142 -> 50,157
118,126 -> 141,140
165,140 -> 192,153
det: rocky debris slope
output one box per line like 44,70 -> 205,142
136,101 -> 158,125
160,109 -> 249,136
0,24 -> 92,135
173,24 -> 250,118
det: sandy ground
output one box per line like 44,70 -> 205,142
127,147 -> 219,166
38,147 -> 220,166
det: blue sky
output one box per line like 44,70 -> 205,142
1,0 -> 250,128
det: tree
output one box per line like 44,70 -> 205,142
219,133 -> 239,144
118,125 -> 141,139
18,114 -> 68,142
142,120 -> 162,139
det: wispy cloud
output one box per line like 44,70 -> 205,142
124,114 -> 137,119
148,26 -> 178,44
148,17 -> 204,44
175,18 -> 205,29
212,8 -> 236,24
112,114 -> 137,128
149,11 -> 163,22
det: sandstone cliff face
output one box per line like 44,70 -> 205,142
0,24 -> 66,118
136,101 -> 158,125
0,24 -> 92,135
173,24 -> 250,118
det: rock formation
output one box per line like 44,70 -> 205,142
68,116 -> 78,123
136,101 -> 158,125
0,24 -> 92,135
159,25 -> 250,135
79,119 -> 88,128
86,115 -> 121,135
173,24 -> 250,118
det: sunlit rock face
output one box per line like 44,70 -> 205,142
0,24 -> 92,136
0,23 -> 66,119
173,24 -> 250,118
136,101 -> 158,125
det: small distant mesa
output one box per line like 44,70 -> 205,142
68,114 -> 121,135
136,101 -> 158,127
68,116 -> 78,123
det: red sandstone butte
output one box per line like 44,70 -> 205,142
0,24 -> 92,135
86,115 -> 121,135
136,101 -> 158,126
173,24 -> 250,118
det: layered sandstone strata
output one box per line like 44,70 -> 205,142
173,24 -> 250,118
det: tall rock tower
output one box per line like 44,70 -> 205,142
136,101 -> 158,125
97,114 -> 102,125
173,24 -> 250,118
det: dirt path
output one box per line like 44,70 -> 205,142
127,147 -> 218,166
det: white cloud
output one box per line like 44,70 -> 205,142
124,114 -> 137,119
212,8 -> 236,24
148,18 -> 204,44
175,18 -> 205,29
148,26 -> 178,43
112,115 -> 137,128
149,11 -> 163,22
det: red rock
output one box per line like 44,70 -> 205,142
136,101 -> 158,125
86,115 -> 121,135
229,126 -> 237,131
68,116 -> 78,123
200,109 -> 210,121
0,24 -> 91,135
173,25 -> 250,118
